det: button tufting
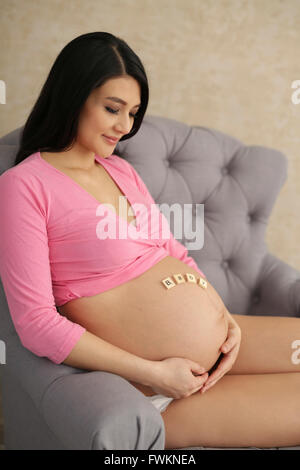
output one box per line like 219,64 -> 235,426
222,260 -> 229,269
221,166 -> 229,176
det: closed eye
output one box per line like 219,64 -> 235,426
105,106 -> 138,118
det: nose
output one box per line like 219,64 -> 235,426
114,113 -> 134,136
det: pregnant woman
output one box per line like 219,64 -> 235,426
1,32 -> 300,449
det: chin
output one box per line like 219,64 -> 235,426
95,148 -> 109,158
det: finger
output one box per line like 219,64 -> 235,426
201,375 -> 225,393
201,367 -> 230,392
195,372 -> 209,387
221,335 -> 241,354
204,352 -> 233,386
205,346 -> 240,389
207,355 -> 230,383
192,373 -> 209,394
191,364 -> 207,376
198,372 -> 209,383
220,338 -> 237,354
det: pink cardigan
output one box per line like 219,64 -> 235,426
0,151 -> 205,364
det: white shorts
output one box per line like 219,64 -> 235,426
148,394 -> 174,413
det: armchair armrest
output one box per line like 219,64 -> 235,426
4,336 -> 165,450
41,370 -> 165,450
249,252 -> 300,317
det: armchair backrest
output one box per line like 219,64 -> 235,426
115,114 -> 287,313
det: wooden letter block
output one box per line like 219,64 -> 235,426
198,277 -> 208,289
173,273 -> 185,284
185,273 -> 197,283
161,277 -> 176,289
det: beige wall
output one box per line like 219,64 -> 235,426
0,0 -> 299,271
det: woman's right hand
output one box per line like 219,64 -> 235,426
149,357 -> 209,399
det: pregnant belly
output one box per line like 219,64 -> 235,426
58,256 -> 229,397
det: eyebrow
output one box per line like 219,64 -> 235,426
105,96 -> 141,109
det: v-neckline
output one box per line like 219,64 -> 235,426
37,151 -> 138,229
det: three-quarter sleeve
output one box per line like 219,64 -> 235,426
0,171 -> 86,364
125,160 -> 206,278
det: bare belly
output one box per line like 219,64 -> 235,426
58,256 -> 229,397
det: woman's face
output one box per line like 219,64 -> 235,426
76,75 -> 141,158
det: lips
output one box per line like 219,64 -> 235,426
103,135 -> 118,143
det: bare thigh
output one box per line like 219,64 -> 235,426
228,314 -> 300,374
162,372 -> 300,449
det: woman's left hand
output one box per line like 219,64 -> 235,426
200,311 -> 241,394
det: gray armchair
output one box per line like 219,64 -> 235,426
0,114 -> 299,450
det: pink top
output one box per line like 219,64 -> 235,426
0,151 -> 205,364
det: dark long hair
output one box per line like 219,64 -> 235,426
14,32 -> 149,165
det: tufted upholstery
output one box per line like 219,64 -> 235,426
0,114 -> 300,450
115,115 -> 300,318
